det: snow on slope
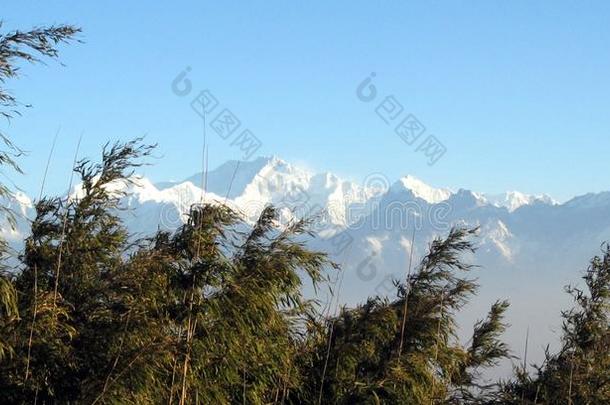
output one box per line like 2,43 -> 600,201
160,157 -> 379,234
395,175 -> 452,203
0,192 -> 34,245
483,191 -> 557,212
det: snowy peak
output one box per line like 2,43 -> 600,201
391,175 -> 452,204
445,189 -> 488,210
153,157 -> 561,214
483,191 -> 557,212
156,156 -> 281,199
385,176 -> 556,212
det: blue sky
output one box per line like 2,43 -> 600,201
2,1 -> 609,201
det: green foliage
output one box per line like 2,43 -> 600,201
0,133 -> 512,404
2,134 -> 604,403
0,137 -> 337,403
496,244 -> 610,404
291,228 -> 511,404
0,22 -> 80,227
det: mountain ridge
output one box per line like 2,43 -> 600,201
2,156 -> 609,373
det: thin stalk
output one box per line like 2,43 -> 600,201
23,264 -> 38,382
179,109 -> 208,405
52,133 -> 82,307
200,109 -> 207,202
398,227 -> 416,359
523,326 -> 529,371
168,326 -> 184,405
318,243 -> 354,403
568,349 -> 574,405
224,160 -> 240,204
431,292 -> 445,405
25,127 -> 60,381
317,320 -> 335,405
179,308 -> 195,405
521,326 -> 530,404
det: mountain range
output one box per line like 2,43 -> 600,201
3,156 -> 610,375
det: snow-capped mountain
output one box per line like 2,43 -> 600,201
392,175 -> 453,204
2,156 -> 609,374
0,192 -> 35,247
482,191 -> 557,212
155,157 -> 381,236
